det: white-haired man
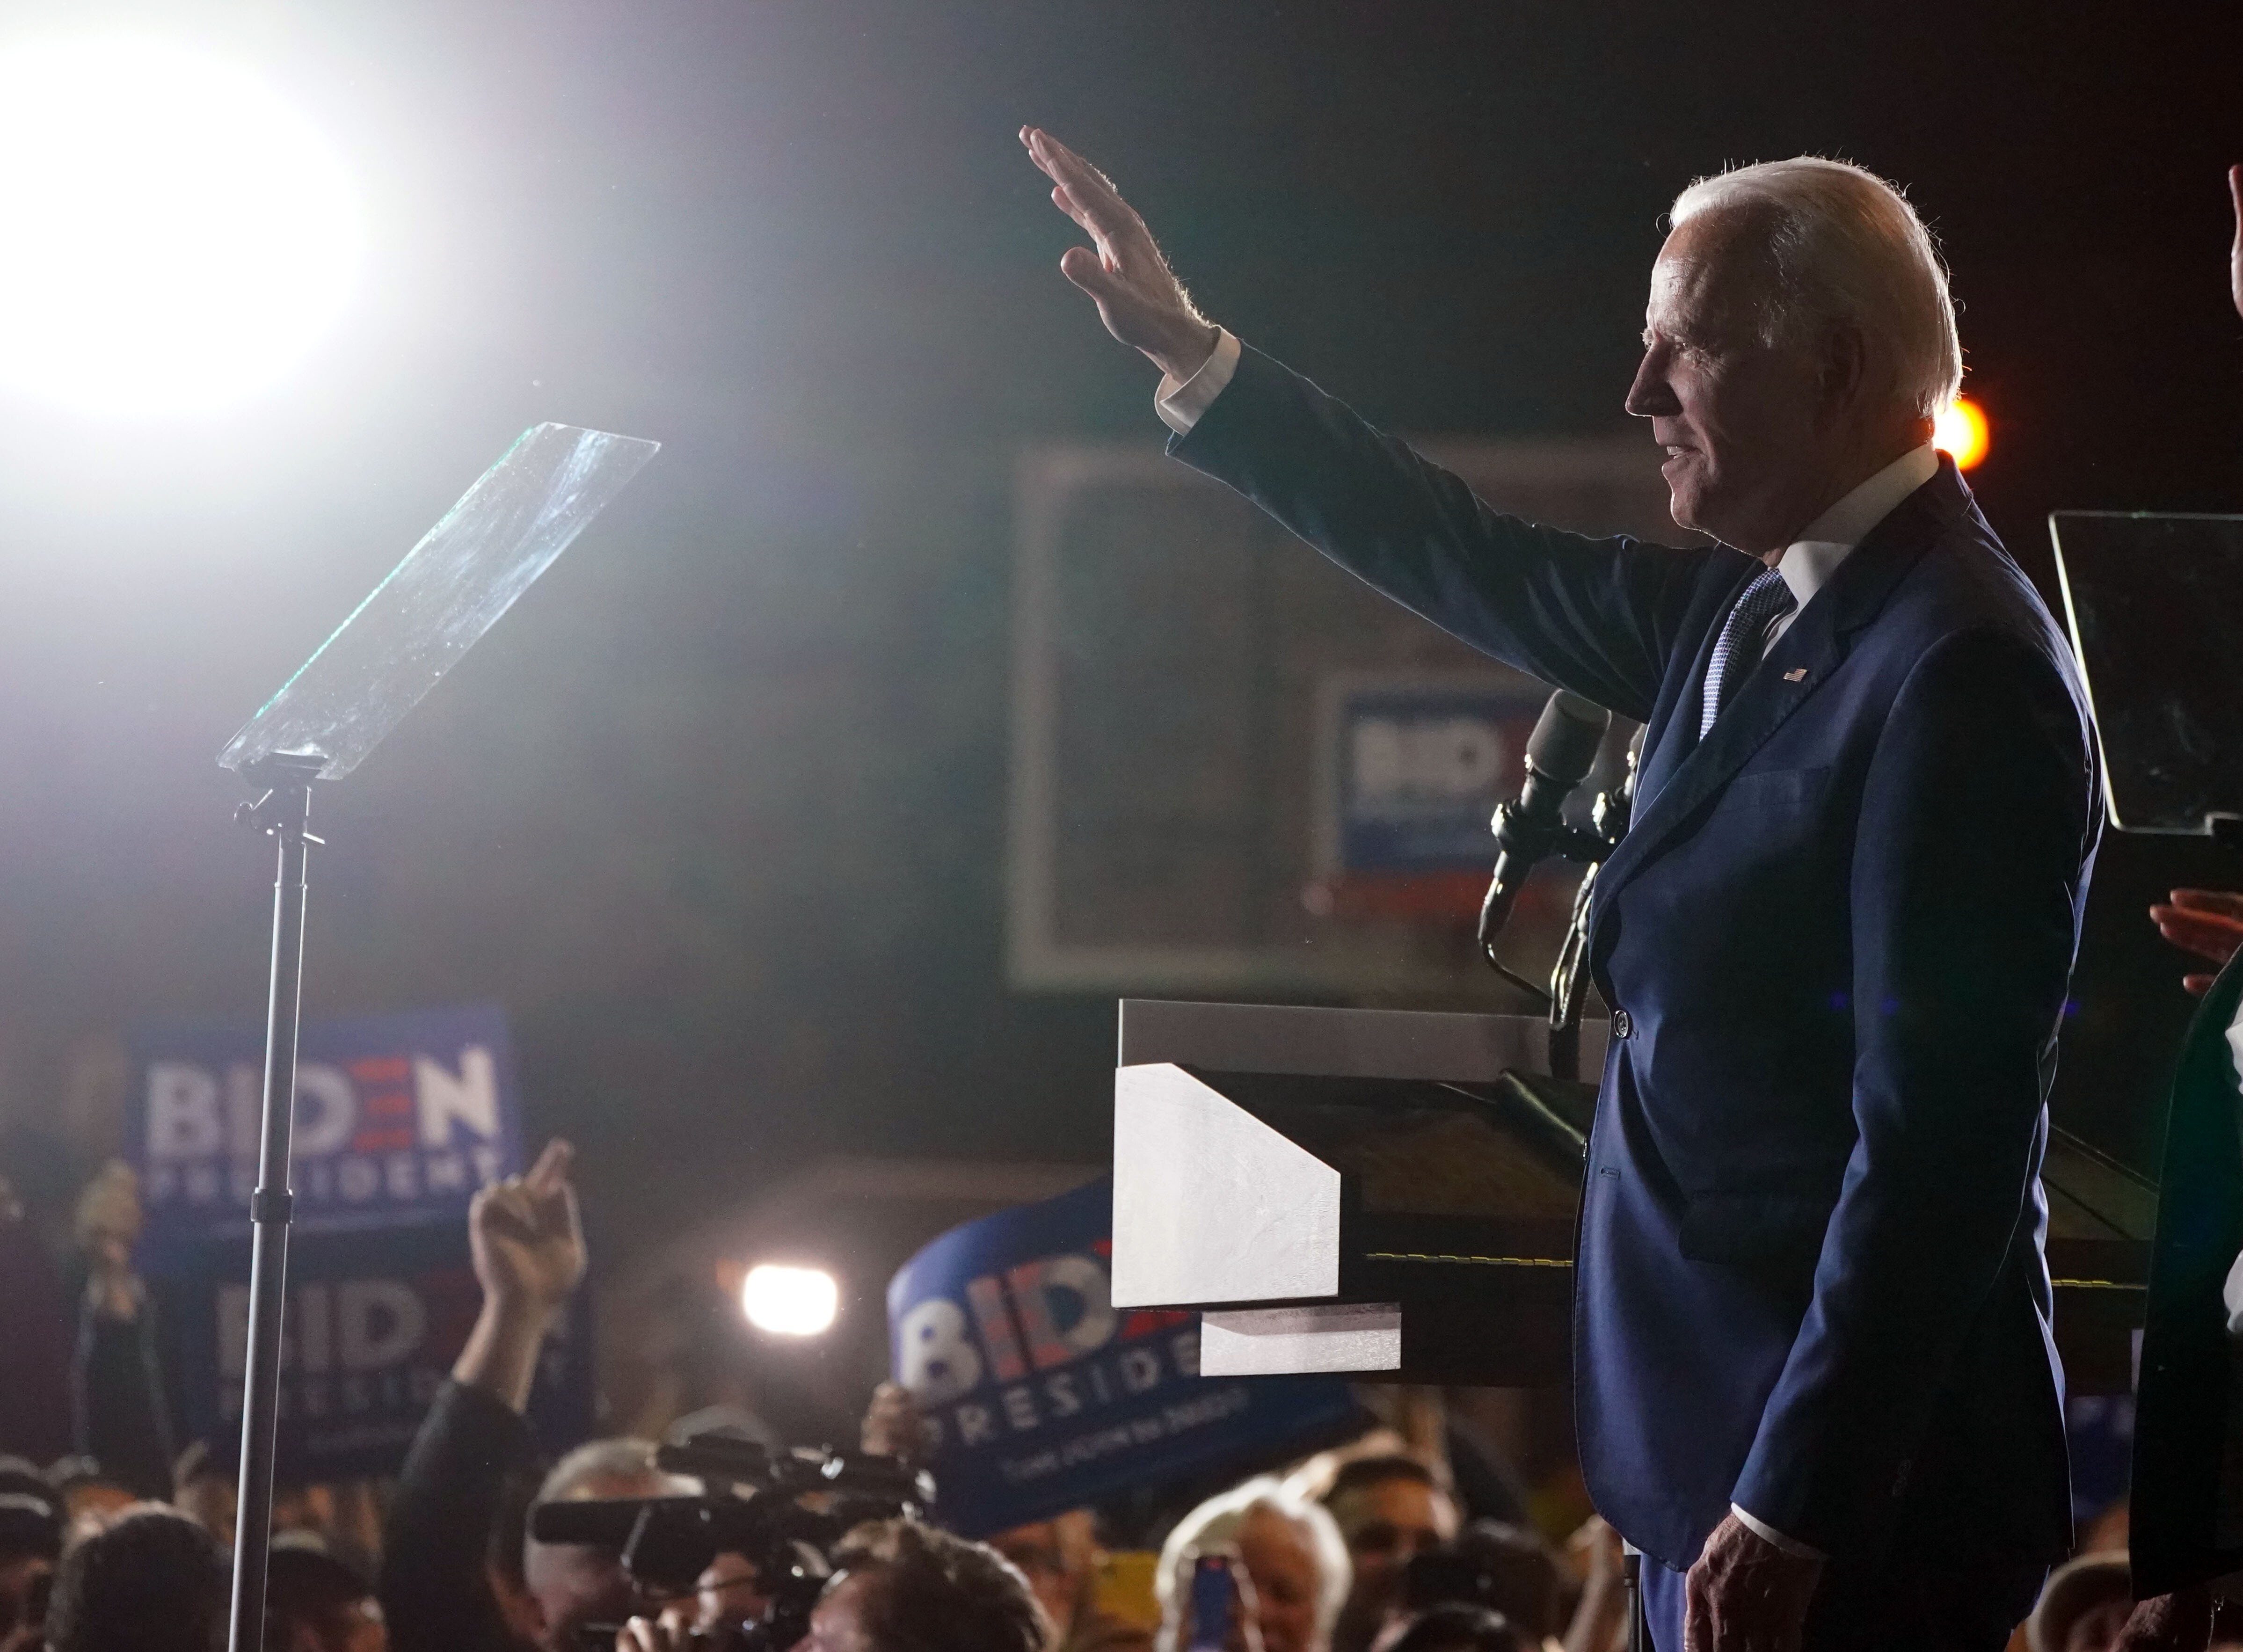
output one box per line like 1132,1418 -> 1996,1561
1023,129 -> 2099,1652
1155,1477 -> 1351,1652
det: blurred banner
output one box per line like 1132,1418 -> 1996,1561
888,1177 -> 1358,1537
128,1005 -> 523,1255
128,1005 -> 575,1480
154,1222 -> 591,1483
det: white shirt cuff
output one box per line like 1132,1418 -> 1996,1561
1155,327 -> 1241,435
1732,1504 -> 1824,1560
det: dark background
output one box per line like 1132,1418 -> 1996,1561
0,0 -> 2237,1276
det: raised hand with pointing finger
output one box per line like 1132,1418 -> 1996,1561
454,1137 -> 586,1412
1020,125 -> 1221,384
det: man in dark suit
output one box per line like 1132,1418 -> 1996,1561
1021,128 -> 2101,1652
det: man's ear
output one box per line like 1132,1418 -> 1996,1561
1815,322 -> 1872,422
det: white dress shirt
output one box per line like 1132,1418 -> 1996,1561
1157,331 -> 1942,1563
1760,442 -> 1940,643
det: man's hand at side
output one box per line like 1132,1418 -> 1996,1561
1020,125 -> 1220,383
453,1138 -> 586,1412
1684,1514 -> 1823,1652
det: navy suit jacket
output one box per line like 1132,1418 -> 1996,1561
1170,347 -> 2100,1579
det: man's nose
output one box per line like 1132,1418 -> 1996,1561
1624,350 -> 1680,419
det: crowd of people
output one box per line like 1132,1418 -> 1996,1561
0,1114 -> 2227,1652
0,1128 -> 1650,1652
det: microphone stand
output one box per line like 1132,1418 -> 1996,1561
1480,738 -> 1640,1081
1545,742 -> 1639,1081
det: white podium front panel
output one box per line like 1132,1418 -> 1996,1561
1109,1063 -> 1341,1309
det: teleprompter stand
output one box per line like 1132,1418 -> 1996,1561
216,423 -> 658,1652
224,754 -> 321,1650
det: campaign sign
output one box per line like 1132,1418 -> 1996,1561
130,1005 -> 522,1252
888,1178 -> 1358,1537
155,1221 -> 592,1482
1327,679 -> 1554,875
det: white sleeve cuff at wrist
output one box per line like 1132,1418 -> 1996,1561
1731,1503 -> 1825,1560
1156,327 -> 1241,434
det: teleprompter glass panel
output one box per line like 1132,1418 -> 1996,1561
2051,510 -> 2243,834
219,422 -> 660,781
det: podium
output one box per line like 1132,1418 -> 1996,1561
1110,1000 -> 2152,1393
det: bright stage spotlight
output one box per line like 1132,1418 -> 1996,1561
0,36 -> 362,415
741,1264 -> 839,1337
1933,395 -> 1989,471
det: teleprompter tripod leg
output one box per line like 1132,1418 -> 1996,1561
225,757 -> 321,1652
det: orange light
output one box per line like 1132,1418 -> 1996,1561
1933,396 -> 1989,470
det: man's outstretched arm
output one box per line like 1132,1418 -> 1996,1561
1020,125 -> 1720,721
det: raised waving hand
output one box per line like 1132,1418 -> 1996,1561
1021,125 -> 1220,383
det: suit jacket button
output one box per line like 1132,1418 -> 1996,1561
1611,1008 -> 1633,1040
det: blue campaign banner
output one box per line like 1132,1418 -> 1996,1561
154,1221 -> 593,1484
1332,681 -> 1553,875
888,1178 -> 1359,1538
129,1005 -> 522,1253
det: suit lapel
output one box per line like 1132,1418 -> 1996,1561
1589,467 -> 1961,962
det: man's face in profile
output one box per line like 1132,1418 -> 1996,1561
1625,209 -> 1835,555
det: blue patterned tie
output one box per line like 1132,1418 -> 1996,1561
1699,568 -> 1797,737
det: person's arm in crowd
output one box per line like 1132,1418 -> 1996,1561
1560,1517 -> 1628,1652
1020,126 -> 1722,725
380,1140 -> 586,1652
68,1163 -> 174,1500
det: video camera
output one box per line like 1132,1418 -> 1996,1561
529,1432 -> 934,1650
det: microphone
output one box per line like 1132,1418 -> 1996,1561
1477,690 -> 1612,952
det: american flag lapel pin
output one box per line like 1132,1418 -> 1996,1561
1783,668 -> 1808,683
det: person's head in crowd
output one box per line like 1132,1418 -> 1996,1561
1368,1605 -> 1522,1652
172,1441 -> 238,1551
1385,1522 -> 1564,1650
1317,1457 -> 1459,1652
859,1380 -> 1099,1649
2025,1551 -> 2133,1652
984,1510 -> 1099,1645
1156,1478 -> 1350,1652
520,1436 -> 696,1652
43,1460 -> 137,1547
794,1517 -> 1048,1652
44,1505 -> 227,1652
266,1535 -> 386,1652
0,1458 -> 60,1652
